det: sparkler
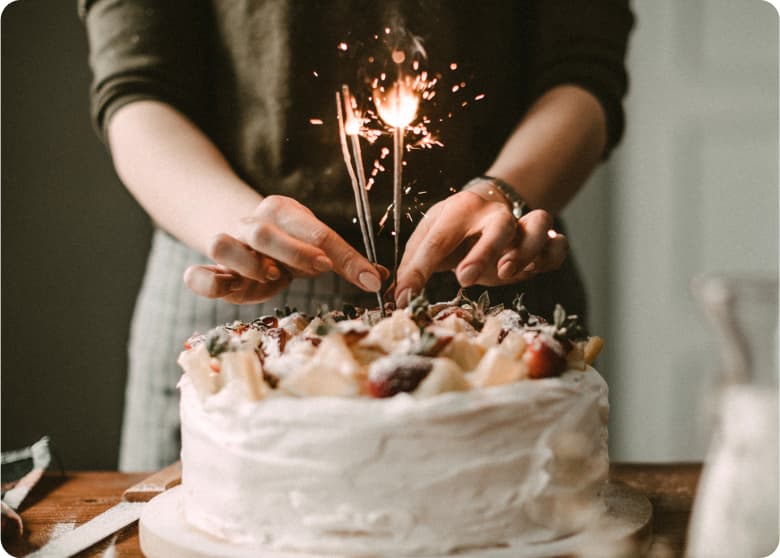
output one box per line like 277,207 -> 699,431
342,85 -> 378,264
329,32 -> 468,309
336,87 -> 384,313
373,78 -> 419,278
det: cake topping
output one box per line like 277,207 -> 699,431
177,292 -> 604,402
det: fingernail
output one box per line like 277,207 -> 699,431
498,260 -> 517,279
459,264 -> 481,286
189,274 -> 210,293
522,261 -> 537,273
313,256 -> 333,272
266,266 -> 281,281
395,288 -> 410,307
358,271 -> 382,292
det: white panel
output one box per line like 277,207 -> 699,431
698,122 -> 778,275
675,0 -> 778,77
608,0 -> 778,462
672,117 -> 778,285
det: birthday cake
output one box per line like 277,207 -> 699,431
176,292 -> 609,556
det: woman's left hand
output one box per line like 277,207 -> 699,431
394,191 -> 568,306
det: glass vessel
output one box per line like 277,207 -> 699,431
686,275 -> 778,558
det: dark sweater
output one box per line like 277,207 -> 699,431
82,0 -> 632,228
80,0 -> 633,320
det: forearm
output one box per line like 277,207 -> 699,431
485,85 -> 607,215
107,100 -> 262,255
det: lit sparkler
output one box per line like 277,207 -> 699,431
329,30 -> 471,308
342,85 -> 378,264
373,77 -> 419,278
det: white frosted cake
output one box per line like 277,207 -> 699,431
176,293 -> 609,556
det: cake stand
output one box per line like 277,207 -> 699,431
139,482 -> 652,558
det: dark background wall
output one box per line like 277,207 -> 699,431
2,0 -> 152,469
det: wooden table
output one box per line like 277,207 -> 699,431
3,463 -> 701,557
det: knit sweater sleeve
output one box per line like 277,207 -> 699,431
528,0 -> 634,157
79,0 -> 211,144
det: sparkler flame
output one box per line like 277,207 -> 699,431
373,79 -> 419,129
345,117 -> 361,136
341,88 -> 365,136
344,106 -> 362,136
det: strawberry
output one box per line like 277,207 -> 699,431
367,355 -> 433,398
266,328 -> 288,354
522,334 -> 567,379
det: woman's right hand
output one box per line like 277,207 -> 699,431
183,195 -> 386,304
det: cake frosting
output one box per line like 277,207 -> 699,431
176,292 -> 609,556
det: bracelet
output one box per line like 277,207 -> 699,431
461,175 -> 528,219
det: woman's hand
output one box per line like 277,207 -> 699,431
184,195 -> 386,304
394,191 -> 568,306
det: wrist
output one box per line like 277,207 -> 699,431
461,175 -> 528,219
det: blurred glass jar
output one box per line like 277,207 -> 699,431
687,275 -> 778,558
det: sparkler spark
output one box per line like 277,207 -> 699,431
391,50 -> 406,64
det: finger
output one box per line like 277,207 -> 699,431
184,264 -> 292,304
454,210 -> 517,287
270,214 -> 383,292
240,220 -> 334,276
498,230 -> 568,281
393,211 -> 435,304
529,232 -> 569,273
208,234 -> 283,283
392,209 -> 434,305
496,210 -> 554,279
183,265 -> 243,299
395,216 -> 466,306
397,202 -> 439,266
252,195 -> 382,290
